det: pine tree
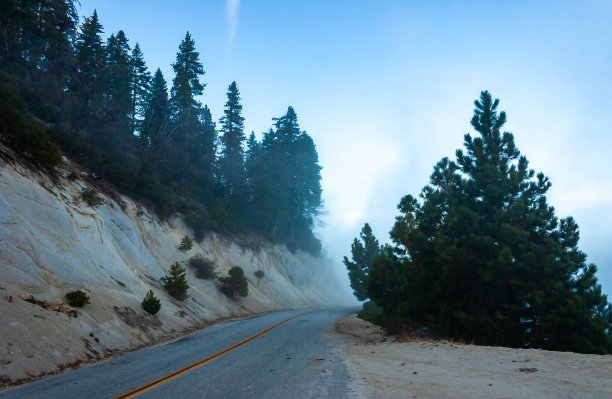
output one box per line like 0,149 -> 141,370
71,10 -> 106,135
130,43 -> 151,135
104,30 -> 132,137
368,91 -> 612,353
142,68 -> 170,154
252,107 -> 322,252
219,81 -> 247,224
168,32 -> 206,188
170,31 -> 204,144
343,223 -> 382,301
160,262 -> 189,300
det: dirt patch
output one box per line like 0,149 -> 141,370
113,306 -> 162,331
335,314 -> 612,399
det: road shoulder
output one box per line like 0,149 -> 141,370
334,314 -> 612,399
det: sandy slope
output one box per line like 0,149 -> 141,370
335,315 -> 612,399
0,154 -> 352,387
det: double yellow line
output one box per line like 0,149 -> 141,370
114,311 -> 314,398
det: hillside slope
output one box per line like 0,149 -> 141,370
0,153 -> 351,387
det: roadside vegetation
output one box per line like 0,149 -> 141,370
219,266 -> 249,299
161,262 -> 189,300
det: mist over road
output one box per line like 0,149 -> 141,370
0,308 -> 358,399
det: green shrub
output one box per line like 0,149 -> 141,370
178,235 -> 193,252
65,290 -> 90,307
161,262 -> 189,300
141,289 -> 161,315
357,300 -> 383,325
254,270 -> 265,279
219,266 -> 248,299
189,254 -> 216,279
82,187 -> 103,207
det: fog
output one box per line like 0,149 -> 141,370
78,0 -> 612,296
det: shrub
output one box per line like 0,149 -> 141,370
178,235 -> 193,252
254,270 -> 265,279
357,300 -> 383,325
65,290 -> 90,307
82,187 -> 103,207
219,266 -> 248,299
161,262 -> 189,300
141,289 -> 161,315
189,254 -> 216,279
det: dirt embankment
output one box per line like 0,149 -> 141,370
335,314 -> 612,399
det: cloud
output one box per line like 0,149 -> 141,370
226,0 -> 240,48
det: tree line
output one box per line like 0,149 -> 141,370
0,2 -> 323,253
345,91 -> 612,354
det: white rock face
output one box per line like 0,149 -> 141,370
0,158 -> 351,385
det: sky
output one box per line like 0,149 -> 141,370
77,0 -> 612,297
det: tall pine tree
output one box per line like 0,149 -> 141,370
130,43 -> 151,135
343,223 -> 382,301
368,91 -> 612,353
219,81 -> 247,227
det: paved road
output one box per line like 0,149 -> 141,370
0,307 -> 359,398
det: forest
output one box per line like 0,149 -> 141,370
0,2 -> 323,253
345,92 -> 612,354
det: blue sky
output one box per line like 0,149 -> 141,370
78,1 -> 612,297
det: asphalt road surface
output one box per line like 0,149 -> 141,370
0,307 -> 359,398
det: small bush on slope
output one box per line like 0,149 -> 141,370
189,255 -> 217,279
161,262 -> 189,300
219,266 -> 248,299
141,290 -> 161,315
178,235 -> 193,252
65,290 -> 90,307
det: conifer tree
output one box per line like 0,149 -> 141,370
71,10 -> 106,135
104,30 -> 132,137
130,43 -> 151,135
168,32 -> 206,188
142,68 -> 171,154
368,91 -> 612,353
343,223 -> 382,301
170,31 -> 204,144
161,262 -> 189,300
219,81 -> 247,223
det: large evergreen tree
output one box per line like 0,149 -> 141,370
130,43 -> 151,135
251,107 -> 322,252
168,32 -> 206,189
368,91 -> 612,354
343,223 -> 382,301
219,81 -> 247,225
70,10 -> 105,135
104,30 -> 132,138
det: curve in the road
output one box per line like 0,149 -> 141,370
114,311 -> 316,399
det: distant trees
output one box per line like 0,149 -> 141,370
343,223 -> 382,301
247,107 -> 323,252
367,91 -> 612,354
0,5 -> 324,254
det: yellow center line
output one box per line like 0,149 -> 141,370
113,311 -> 316,399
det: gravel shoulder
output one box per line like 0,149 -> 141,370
334,314 -> 612,399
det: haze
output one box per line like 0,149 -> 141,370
77,0 -> 612,296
